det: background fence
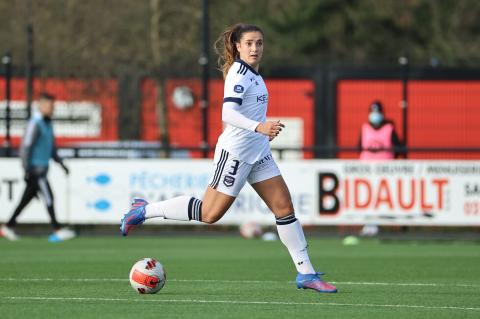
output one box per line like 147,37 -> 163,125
2,67 -> 480,160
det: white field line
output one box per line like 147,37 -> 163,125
2,296 -> 480,312
0,277 -> 479,288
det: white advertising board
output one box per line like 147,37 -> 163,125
284,160 -> 480,226
0,100 -> 101,137
0,158 -> 68,223
1,159 -> 479,226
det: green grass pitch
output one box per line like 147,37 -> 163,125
0,234 -> 479,318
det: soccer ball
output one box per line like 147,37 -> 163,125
129,258 -> 166,294
239,221 -> 263,239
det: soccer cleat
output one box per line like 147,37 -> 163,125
0,225 -> 19,241
48,228 -> 76,242
296,272 -> 338,293
120,198 -> 148,236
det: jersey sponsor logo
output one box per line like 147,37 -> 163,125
234,85 -> 244,93
223,175 -> 235,187
256,154 -> 272,165
256,94 -> 268,103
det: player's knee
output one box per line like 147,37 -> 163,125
200,207 -> 223,224
272,199 -> 294,217
201,213 -> 221,224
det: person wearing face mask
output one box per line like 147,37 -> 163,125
359,100 -> 403,160
0,92 -> 75,242
357,101 -> 404,237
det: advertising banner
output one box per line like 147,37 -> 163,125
1,159 -> 479,226
0,158 -> 68,223
0,101 -> 102,138
295,160 -> 480,226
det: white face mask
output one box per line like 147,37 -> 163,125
369,111 -> 384,126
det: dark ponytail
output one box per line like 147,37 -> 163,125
214,23 -> 264,79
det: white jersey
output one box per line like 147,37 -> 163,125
216,59 -> 270,164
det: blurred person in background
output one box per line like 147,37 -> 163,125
358,100 -> 404,237
359,100 -> 404,160
121,23 -> 337,293
0,92 -> 75,242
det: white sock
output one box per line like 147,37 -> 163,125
276,214 -> 316,274
144,196 -> 202,222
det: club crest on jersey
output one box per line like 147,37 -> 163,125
223,175 -> 235,187
234,85 -> 244,93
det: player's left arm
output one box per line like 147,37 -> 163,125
222,103 -> 285,140
222,101 -> 260,131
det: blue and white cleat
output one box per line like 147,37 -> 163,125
296,272 -> 338,293
48,228 -> 76,243
120,198 -> 148,236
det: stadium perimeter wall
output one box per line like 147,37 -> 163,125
2,74 -> 480,160
1,158 -> 479,226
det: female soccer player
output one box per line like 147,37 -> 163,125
121,23 -> 337,293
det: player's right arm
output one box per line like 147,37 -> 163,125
222,66 -> 258,131
222,64 -> 284,139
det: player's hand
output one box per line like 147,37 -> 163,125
24,168 -> 34,182
255,120 -> 285,139
24,171 -> 31,182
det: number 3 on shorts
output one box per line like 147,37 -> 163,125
229,160 -> 240,176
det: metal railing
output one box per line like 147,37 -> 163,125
2,144 -> 480,160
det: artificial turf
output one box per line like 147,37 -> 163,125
0,234 -> 479,319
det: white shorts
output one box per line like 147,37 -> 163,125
208,148 -> 281,197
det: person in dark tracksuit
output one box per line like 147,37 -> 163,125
0,92 -> 75,242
